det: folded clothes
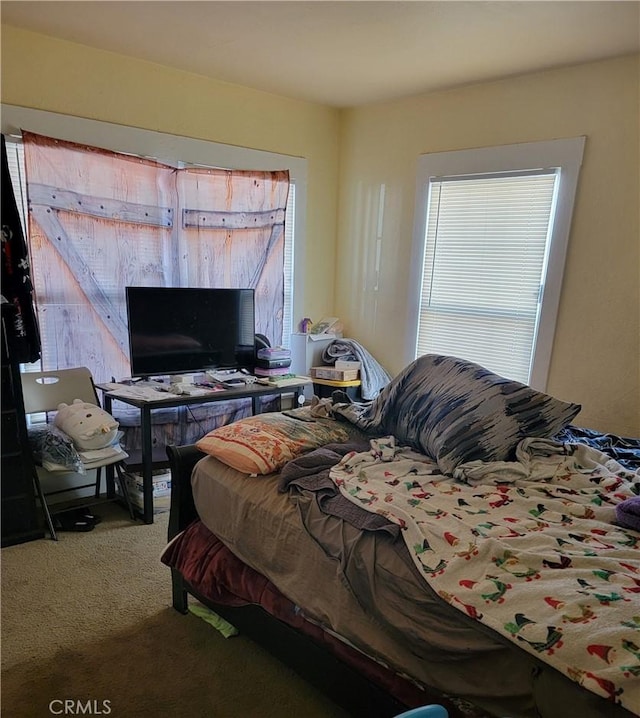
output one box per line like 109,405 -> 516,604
615,495 -> 640,533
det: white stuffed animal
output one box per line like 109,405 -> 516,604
54,399 -> 119,451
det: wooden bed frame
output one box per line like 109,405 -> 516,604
165,443 -> 461,718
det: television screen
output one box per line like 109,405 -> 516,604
125,287 -> 255,378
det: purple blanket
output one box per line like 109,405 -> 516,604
616,495 -> 640,532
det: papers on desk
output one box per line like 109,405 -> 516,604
255,375 -> 311,388
102,382 -> 224,401
105,385 -> 174,401
207,369 -> 248,382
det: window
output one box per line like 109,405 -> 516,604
2,106 -> 305,380
409,138 -> 585,390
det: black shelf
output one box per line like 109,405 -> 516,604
1,304 -> 44,547
121,446 -> 172,472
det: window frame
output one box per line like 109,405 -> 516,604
408,137 -> 585,390
1,104 -> 307,349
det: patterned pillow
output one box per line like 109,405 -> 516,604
196,409 -> 351,475
349,354 -> 581,475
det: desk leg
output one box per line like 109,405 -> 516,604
141,405 -> 154,525
102,394 -> 116,497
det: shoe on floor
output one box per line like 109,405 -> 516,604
52,509 -> 98,532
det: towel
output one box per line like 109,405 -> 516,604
188,604 -> 238,638
615,495 -> 640,532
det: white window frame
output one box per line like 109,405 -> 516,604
408,137 -> 585,391
1,104 -> 307,348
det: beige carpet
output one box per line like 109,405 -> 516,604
1,504 -> 349,718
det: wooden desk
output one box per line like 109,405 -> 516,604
98,380 -> 310,524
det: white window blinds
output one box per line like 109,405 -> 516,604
417,170 -> 559,384
282,181 -> 296,347
4,138 -> 28,233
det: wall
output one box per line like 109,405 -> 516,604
2,26 -> 638,436
0,25 -> 341,325
337,55 -> 639,436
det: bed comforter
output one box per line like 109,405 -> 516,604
163,353 -> 639,717
326,436 -> 640,714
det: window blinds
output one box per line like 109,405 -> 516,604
417,170 -> 558,383
282,182 -> 295,347
4,138 -> 28,232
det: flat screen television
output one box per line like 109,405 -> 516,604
125,286 -> 255,378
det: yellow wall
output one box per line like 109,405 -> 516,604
0,26 -> 341,324
338,55 -> 639,436
2,26 -> 638,435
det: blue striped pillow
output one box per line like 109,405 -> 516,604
355,354 -> 581,476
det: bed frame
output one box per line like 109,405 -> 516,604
165,443 -> 462,718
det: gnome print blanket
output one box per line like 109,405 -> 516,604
329,437 -> 640,713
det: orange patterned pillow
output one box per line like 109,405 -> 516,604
196,411 -> 351,475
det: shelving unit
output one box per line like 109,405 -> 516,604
1,304 -> 43,547
290,333 -> 342,375
311,377 -> 362,401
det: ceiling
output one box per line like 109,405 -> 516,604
2,1 -> 639,107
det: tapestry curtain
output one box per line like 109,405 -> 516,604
22,131 -> 289,385
176,167 -> 288,344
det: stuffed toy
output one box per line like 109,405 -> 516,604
54,399 -> 119,451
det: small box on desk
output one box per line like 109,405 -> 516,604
310,366 -> 360,381
254,357 -> 292,371
334,360 -> 361,371
257,347 -> 291,361
254,365 -> 292,377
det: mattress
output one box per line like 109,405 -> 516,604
180,454 -> 631,718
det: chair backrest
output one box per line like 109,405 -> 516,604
21,367 -> 99,415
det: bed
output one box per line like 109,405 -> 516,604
161,355 -> 640,718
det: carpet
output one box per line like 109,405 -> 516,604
1,609 -> 348,718
0,504 -> 348,718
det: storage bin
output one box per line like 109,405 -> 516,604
118,470 -> 172,514
312,378 -> 361,401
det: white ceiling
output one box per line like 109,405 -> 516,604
2,1 -> 639,107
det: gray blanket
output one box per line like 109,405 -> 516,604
322,338 -> 392,400
278,441 -> 400,536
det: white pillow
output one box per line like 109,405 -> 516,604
54,399 -> 119,451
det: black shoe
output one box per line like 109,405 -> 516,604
79,510 -> 101,525
53,512 -> 96,532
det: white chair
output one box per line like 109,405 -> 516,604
21,367 -> 135,540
